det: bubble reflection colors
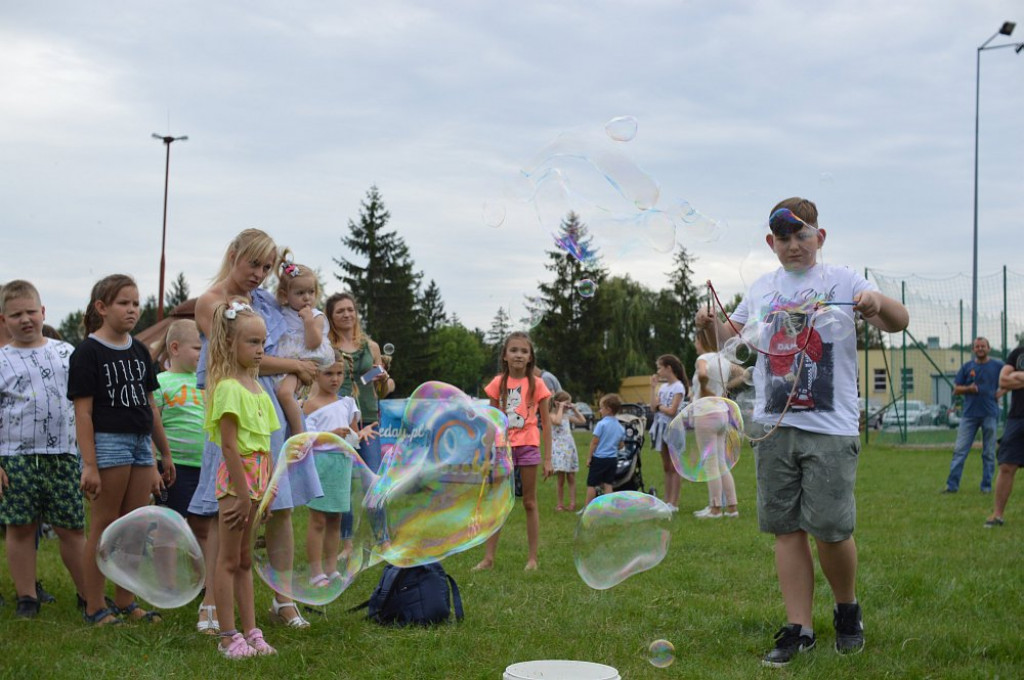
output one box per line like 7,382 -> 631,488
665,397 -> 743,483
576,279 -> 597,298
96,505 -> 205,608
253,432 -> 377,606
574,491 -> 672,590
382,342 -> 395,356
648,639 -> 676,668
367,381 -> 514,567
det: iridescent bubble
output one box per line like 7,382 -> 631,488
576,279 -> 597,298
253,432 -> 377,606
482,199 -> 506,228
811,302 -> 856,342
521,296 -> 545,330
367,381 -> 514,567
382,343 -> 395,356
720,335 -> 754,365
604,115 -> 638,142
648,639 -> 676,668
522,131 -> 660,216
97,505 -> 204,608
574,491 -> 672,590
665,397 -> 743,483
669,200 -> 724,243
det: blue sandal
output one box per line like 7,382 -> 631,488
83,607 -> 123,626
107,596 -> 162,623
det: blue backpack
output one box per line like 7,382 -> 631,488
354,563 -> 464,626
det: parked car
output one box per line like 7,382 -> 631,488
947,403 -> 962,429
573,402 -> 594,430
860,399 -> 887,430
882,400 -> 929,428
923,404 -> 948,427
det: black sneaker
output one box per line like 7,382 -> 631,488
762,624 -> 816,667
15,596 -> 41,619
834,603 -> 865,654
35,581 -> 56,604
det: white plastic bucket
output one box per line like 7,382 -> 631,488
503,660 -> 621,680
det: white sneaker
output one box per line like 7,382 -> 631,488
697,510 -> 723,520
693,506 -> 712,518
724,510 -> 739,518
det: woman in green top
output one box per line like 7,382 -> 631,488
325,292 -> 394,473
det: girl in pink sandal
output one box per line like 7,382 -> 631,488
205,300 -> 279,659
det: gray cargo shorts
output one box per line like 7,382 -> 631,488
755,427 -> 860,542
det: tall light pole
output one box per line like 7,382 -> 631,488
152,133 -> 188,321
971,21 -> 1021,341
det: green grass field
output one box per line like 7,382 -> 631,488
0,434 -> 1019,680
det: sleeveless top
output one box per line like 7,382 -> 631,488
338,338 -> 379,422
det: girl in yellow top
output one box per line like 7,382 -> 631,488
204,300 -> 281,659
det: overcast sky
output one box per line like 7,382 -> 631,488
2,1 -> 1022,343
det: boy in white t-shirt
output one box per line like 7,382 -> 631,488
697,198 -> 908,667
0,280 -> 87,619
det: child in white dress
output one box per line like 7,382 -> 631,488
550,391 -> 585,511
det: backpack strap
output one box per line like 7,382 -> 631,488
446,573 -> 463,622
348,566 -> 406,616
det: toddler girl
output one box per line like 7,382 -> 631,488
550,391 -> 585,511
273,252 -> 335,436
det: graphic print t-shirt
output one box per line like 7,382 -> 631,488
0,339 -> 76,456
731,264 -> 877,436
155,371 -> 205,467
485,374 -> 551,448
68,336 -> 158,434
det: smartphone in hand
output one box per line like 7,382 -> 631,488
360,365 -> 385,385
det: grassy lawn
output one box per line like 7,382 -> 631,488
0,434 -> 1019,679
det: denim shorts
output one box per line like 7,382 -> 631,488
754,427 -> 859,542
93,432 -> 155,470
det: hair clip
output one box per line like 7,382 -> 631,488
224,301 -> 253,320
281,262 -> 302,278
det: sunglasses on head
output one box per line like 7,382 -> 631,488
768,208 -> 815,235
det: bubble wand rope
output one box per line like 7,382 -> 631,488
705,280 -> 812,443
706,280 -> 819,359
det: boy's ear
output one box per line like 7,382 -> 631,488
765,233 -> 775,250
816,228 -> 827,247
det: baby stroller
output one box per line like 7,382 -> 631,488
611,403 -> 655,495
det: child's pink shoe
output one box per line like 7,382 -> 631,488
245,628 -> 277,656
219,632 -> 257,659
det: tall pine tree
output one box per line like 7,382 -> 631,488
334,185 -> 428,394
530,212 -> 612,401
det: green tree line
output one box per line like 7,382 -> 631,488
54,186 -> 710,405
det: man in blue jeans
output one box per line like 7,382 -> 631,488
944,337 -> 1005,493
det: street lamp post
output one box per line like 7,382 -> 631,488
152,133 -> 188,321
971,21 -> 1022,341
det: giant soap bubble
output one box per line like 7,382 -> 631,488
664,397 -> 743,483
574,491 -> 672,590
97,505 -> 205,608
365,381 -> 514,567
252,432 -> 376,606
252,384 -> 515,605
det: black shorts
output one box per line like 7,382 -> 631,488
587,457 -> 618,487
997,419 -> 1024,466
157,464 -> 202,518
